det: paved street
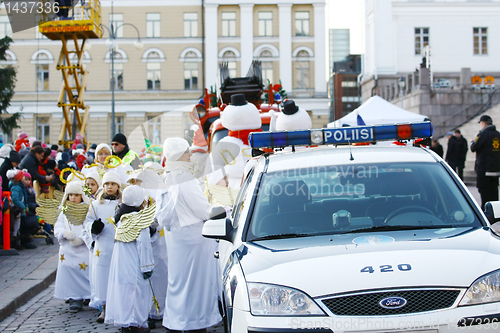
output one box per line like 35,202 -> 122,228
0,283 -> 224,333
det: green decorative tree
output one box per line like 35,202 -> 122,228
0,36 -> 20,139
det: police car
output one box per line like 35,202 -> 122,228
203,122 -> 500,333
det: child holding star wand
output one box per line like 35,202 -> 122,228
53,180 -> 91,313
81,171 -> 122,324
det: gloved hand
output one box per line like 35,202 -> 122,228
143,271 -> 153,280
70,238 -> 84,247
91,219 -> 104,235
63,230 -> 76,240
149,221 -> 159,237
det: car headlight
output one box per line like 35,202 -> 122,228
460,269 -> 500,306
247,282 -> 325,316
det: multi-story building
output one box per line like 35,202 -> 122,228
0,0 -> 328,149
328,28 -> 350,75
331,54 -> 362,121
361,0 -> 500,136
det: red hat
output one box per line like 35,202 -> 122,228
14,170 -> 24,181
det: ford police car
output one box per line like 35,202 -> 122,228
202,122 -> 500,333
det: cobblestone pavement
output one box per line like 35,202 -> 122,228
0,283 -> 224,333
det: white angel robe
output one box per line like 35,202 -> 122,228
105,223 -> 154,328
81,198 -> 120,308
82,163 -> 133,185
54,212 -> 91,300
156,169 -> 221,331
149,230 -> 168,320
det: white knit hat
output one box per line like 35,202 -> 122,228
143,161 -> 163,174
221,94 -> 261,131
122,185 -> 146,207
63,180 -> 90,205
126,169 -> 144,184
102,171 -> 121,187
95,143 -> 112,157
163,138 -> 189,161
86,171 -> 102,188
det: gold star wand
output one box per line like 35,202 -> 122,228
82,185 -> 98,218
148,278 -> 160,316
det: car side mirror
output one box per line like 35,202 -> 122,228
202,206 -> 234,242
484,201 -> 500,225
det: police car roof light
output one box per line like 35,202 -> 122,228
248,122 -> 433,149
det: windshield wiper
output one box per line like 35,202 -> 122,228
337,225 -> 453,235
250,233 -> 311,242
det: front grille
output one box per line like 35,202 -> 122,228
322,289 -> 461,316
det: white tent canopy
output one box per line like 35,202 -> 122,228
328,96 -> 428,128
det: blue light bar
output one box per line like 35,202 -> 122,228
249,122 -> 433,149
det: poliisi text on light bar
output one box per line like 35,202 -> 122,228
248,122 -> 433,149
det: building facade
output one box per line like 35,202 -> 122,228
0,0 -> 328,150
362,0 -> 500,100
329,28 -> 350,75
331,54 -> 362,121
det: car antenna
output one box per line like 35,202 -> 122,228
348,140 -> 354,161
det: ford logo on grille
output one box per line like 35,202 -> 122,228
379,297 -> 407,309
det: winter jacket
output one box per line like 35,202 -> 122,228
446,136 -> 468,165
0,158 -> 14,192
19,153 -> 48,184
9,181 -> 27,211
470,125 -> 500,176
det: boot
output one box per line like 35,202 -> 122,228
96,305 -> 105,323
11,235 -> 23,250
69,299 -> 83,312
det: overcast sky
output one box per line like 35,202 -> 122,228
327,0 -> 364,54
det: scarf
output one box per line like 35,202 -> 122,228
114,145 -> 130,160
102,193 -> 119,201
228,128 -> 262,146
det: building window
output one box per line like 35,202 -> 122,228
221,51 -> 237,78
260,50 -> 273,84
184,13 -> 198,38
414,27 -> 429,55
109,52 -> 124,90
0,16 -> 12,38
115,116 -> 125,134
184,62 -> 198,90
473,27 -> 487,55
295,11 -> 310,36
110,13 -> 123,38
341,81 -> 358,87
294,50 -> 310,89
147,62 -> 161,90
146,13 -> 160,38
258,12 -> 273,37
35,55 -> 50,91
147,115 -> 161,145
36,117 -> 50,144
221,12 -> 236,37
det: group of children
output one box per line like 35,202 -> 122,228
50,132 -> 246,333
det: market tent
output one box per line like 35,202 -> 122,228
328,96 -> 429,128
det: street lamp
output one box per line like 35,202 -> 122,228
398,76 -> 406,109
101,23 -> 143,139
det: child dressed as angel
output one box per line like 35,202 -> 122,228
105,185 -> 156,333
53,180 -> 91,312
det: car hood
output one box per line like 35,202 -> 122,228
240,227 -> 500,297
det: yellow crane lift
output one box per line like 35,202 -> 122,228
38,0 -> 103,147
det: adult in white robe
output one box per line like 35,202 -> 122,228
157,138 -> 221,331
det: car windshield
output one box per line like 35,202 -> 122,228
247,162 -> 481,241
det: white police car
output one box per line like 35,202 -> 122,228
203,122 -> 500,333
